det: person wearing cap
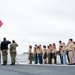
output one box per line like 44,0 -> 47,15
10,40 -> 18,65
1,37 -> 11,65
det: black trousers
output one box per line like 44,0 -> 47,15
40,54 -> 42,64
48,53 -> 52,64
66,51 -> 70,63
34,54 -> 37,64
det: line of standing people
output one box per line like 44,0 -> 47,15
28,43 -> 57,64
59,39 -> 75,65
28,38 -> 75,65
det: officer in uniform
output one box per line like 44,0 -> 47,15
1,37 -> 11,65
10,40 -> 18,65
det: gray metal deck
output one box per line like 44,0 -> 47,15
0,64 -> 75,75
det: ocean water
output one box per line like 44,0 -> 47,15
0,53 -> 29,64
0,53 -> 67,64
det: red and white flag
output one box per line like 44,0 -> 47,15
0,20 -> 3,27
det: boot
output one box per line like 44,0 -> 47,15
2,61 -> 7,65
10,62 -> 15,65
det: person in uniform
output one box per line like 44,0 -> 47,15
39,44 -> 43,64
10,40 -> 18,65
61,43 -> 67,64
1,37 -> 11,65
37,46 -> 42,64
73,42 -> 75,64
42,45 -> 47,64
59,40 -> 63,64
33,46 -> 37,64
47,45 -> 51,64
28,45 -> 33,64
52,43 -> 57,64
49,44 -> 53,64
67,39 -> 74,65
66,44 -> 70,64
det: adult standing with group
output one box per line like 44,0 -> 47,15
9,40 -> 18,65
67,39 -> 74,65
0,37 -> 11,65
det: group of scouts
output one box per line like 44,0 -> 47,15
0,37 -> 18,65
28,38 -> 75,65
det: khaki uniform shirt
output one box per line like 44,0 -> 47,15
67,43 -> 74,51
47,49 -> 50,54
62,45 -> 68,51
42,49 -> 47,54
37,49 -> 42,54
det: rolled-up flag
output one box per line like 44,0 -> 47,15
0,20 -> 3,27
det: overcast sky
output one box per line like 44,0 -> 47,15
0,0 -> 75,54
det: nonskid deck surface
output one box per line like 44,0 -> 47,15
0,64 -> 75,75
